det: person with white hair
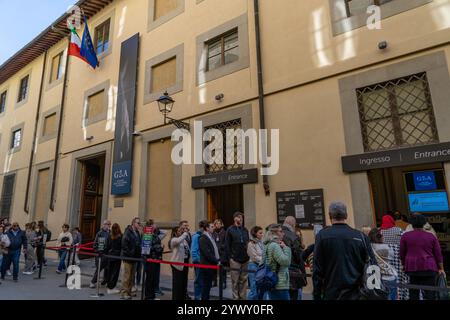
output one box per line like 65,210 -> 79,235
90,220 -> 112,288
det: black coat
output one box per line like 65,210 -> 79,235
313,224 -> 371,300
225,225 -> 250,264
199,234 -> 219,266
121,226 -> 142,258
108,236 -> 122,256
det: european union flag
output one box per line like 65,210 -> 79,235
80,16 -> 99,69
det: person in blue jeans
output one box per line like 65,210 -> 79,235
1,222 -> 27,282
191,221 -> 206,300
247,226 -> 264,300
56,224 -> 73,274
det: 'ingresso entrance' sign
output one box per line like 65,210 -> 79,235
192,168 -> 258,189
342,142 -> 450,173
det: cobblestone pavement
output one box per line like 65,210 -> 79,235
0,257 -> 312,300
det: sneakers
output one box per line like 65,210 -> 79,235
107,288 -> 121,295
22,271 -> 34,275
89,282 -> 96,289
56,270 -> 62,274
6,270 -> 11,276
120,294 -> 132,300
156,290 -> 164,296
131,286 -> 137,293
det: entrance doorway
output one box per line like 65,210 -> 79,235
207,185 -> 244,228
79,156 -> 105,244
368,162 -> 450,273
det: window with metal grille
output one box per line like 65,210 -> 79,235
18,75 -> 29,102
0,91 -> 6,113
94,19 -> 110,55
0,174 -> 16,218
206,29 -> 239,72
357,72 -> 438,152
205,119 -> 243,174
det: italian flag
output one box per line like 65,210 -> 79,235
68,27 -> 88,63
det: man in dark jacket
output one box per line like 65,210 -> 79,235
120,217 -> 142,299
143,220 -> 165,300
282,216 -> 307,300
199,221 -> 220,300
225,212 -> 250,300
313,202 -> 370,300
90,220 -> 111,288
1,222 -> 27,282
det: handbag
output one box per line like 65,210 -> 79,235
436,273 -> 449,300
255,244 -> 280,293
289,264 -> 307,290
372,248 -> 398,280
358,235 -> 389,300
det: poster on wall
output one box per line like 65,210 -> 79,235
276,189 -> 325,229
111,33 -> 140,195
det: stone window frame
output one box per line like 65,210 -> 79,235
147,0 -> 185,32
338,51 -> 450,228
46,44 -> 67,91
15,70 -> 32,109
143,44 -> 184,105
9,122 -> 25,154
0,85 -> 9,117
82,80 -> 110,127
39,106 -> 60,144
92,9 -> 115,60
138,126 -> 183,229
29,161 -> 54,223
196,14 -> 250,86
194,103 -> 257,229
329,0 -> 433,36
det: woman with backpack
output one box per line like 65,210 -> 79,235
263,224 -> 292,300
247,226 -> 264,300
369,228 -> 398,300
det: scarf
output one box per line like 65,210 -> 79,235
206,232 -> 220,260
381,215 -> 395,230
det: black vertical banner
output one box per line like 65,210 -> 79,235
111,33 -> 139,195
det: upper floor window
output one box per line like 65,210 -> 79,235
87,90 -> 105,121
42,113 -> 57,137
50,52 -> 64,83
329,0 -> 433,36
94,19 -> 110,55
344,0 -> 393,17
154,0 -> 178,20
17,75 -> 29,103
11,129 -> 22,150
151,57 -> 177,93
196,15 -> 249,85
0,91 -> 6,114
207,29 -> 239,72
357,72 -> 438,152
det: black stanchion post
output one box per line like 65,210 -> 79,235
218,264 -> 223,300
141,257 -> 147,301
64,248 -> 72,285
90,254 -> 104,298
34,244 -> 45,280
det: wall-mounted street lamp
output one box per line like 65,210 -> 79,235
157,91 -> 190,131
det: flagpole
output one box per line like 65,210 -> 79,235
49,32 -> 71,211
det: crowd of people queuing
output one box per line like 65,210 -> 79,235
0,201 -> 447,300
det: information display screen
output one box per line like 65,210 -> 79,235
408,192 -> 450,213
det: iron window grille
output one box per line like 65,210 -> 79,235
17,75 -> 29,102
206,29 -> 239,72
205,119 -> 243,174
0,174 -> 15,218
357,72 -> 438,152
